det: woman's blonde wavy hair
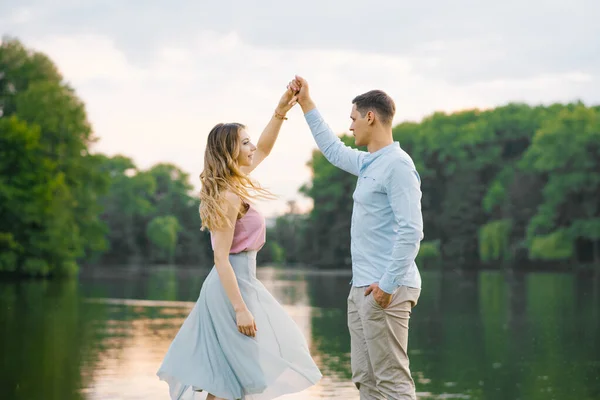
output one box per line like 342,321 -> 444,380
199,123 -> 274,231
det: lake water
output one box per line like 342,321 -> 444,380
1,265 -> 599,400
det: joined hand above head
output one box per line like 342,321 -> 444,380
286,75 -> 316,114
287,75 -> 310,105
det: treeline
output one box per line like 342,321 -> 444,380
0,38 -> 212,277
95,157 -> 213,266
1,38 -> 599,277
263,103 -> 600,269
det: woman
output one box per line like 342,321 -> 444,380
157,86 -> 322,400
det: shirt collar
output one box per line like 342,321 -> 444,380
361,142 -> 400,172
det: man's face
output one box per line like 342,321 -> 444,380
349,104 -> 370,147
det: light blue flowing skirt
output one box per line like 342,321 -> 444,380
157,251 -> 322,400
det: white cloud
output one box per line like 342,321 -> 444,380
565,72 -> 594,83
30,35 -> 144,83
9,7 -> 35,24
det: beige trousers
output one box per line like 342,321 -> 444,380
347,285 -> 421,400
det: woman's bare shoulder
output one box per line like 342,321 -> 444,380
221,190 -> 241,208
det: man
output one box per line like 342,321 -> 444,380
288,76 -> 424,400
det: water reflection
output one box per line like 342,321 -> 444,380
0,266 -> 599,400
0,280 -> 101,400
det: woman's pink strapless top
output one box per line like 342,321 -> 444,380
211,204 -> 266,254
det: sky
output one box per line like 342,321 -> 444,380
2,0 -> 599,217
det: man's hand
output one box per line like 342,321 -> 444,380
365,283 -> 393,309
287,75 -> 316,114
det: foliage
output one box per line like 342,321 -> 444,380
146,215 -> 180,264
0,38 -> 108,276
0,116 -> 80,276
528,230 -> 574,261
520,104 -> 600,257
479,219 -> 513,262
95,157 -> 213,266
297,136 -> 358,268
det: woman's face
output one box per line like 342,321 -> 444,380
236,129 -> 256,167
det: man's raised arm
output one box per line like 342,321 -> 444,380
291,76 -> 365,176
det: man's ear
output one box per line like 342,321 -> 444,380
367,110 -> 375,125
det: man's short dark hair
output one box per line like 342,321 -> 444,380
352,90 -> 396,126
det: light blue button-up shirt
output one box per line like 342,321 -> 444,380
305,108 -> 423,293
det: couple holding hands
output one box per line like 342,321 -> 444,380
157,76 -> 424,400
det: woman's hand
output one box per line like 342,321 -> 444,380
236,308 -> 257,337
275,86 -> 299,116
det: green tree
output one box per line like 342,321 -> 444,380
14,78 -> 109,260
95,159 -> 213,266
146,215 -> 180,264
0,117 -> 77,276
521,104 -> 600,262
0,38 -> 108,276
0,37 -> 62,117
145,163 -> 213,265
96,155 -> 156,263
299,136 -> 358,268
